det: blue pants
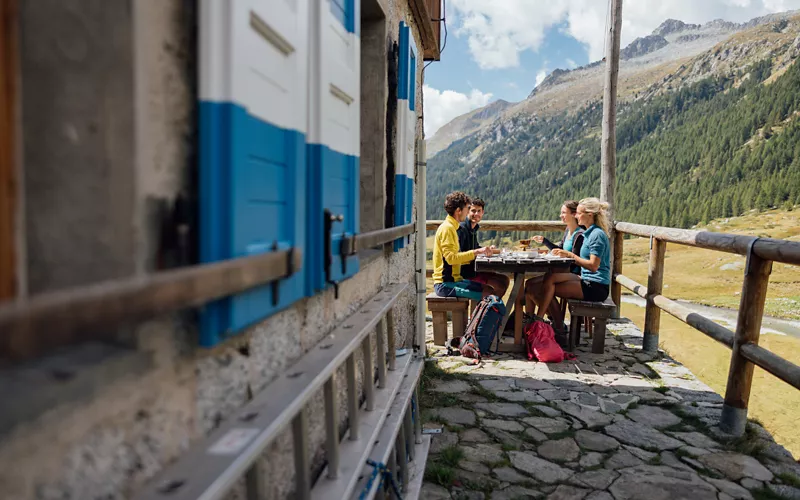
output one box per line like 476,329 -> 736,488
434,280 -> 484,301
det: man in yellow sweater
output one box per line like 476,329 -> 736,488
433,191 -> 491,301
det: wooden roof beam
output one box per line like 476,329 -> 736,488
408,0 -> 441,61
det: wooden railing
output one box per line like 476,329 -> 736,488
426,220 -> 566,232
0,223 -> 415,362
426,218 -> 800,436
612,221 -> 800,436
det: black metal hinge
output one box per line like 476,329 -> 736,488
324,210 -> 344,299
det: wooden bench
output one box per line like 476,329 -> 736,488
567,297 -> 616,353
426,293 -> 469,346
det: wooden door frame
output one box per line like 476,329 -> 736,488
0,0 -> 18,300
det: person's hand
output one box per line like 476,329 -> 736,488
552,249 -> 574,259
532,235 -> 544,244
475,247 -> 490,256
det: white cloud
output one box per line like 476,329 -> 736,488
565,58 -> 578,69
534,70 -> 548,88
423,84 -> 493,136
449,0 -> 800,68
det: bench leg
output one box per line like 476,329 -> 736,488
569,315 -> 580,352
592,318 -> 607,354
432,311 -> 448,346
452,307 -> 467,338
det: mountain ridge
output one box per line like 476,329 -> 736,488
426,10 -> 800,158
425,13 -> 800,233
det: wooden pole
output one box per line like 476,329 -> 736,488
720,252 -> 772,436
611,232 -> 623,318
643,238 -> 665,352
601,0 -> 623,214
602,0 -> 623,294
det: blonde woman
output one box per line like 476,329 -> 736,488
535,198 -> 612,332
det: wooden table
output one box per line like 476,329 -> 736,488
476,253 -> 574,352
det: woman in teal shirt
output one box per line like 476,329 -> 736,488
537,197 -> 612,332
525,200 -> 584,319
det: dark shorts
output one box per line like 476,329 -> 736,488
581,280 -> 610,302
434,280 -> 484,301
471,272 -> 505,286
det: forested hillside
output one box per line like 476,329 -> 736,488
426,57 -> 800,229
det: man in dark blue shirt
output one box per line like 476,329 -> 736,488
457,198 -> 509,298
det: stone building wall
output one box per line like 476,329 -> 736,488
0,0 -> 428,498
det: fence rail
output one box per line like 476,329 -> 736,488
425,220 -> 566,232
426,218 -> 800,437
615,221 -> 800,265
612,220 -> 800,435
0,223 -> 415,362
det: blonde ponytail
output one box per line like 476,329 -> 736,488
579,197 -> 610,235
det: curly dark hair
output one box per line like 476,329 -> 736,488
444,191 -> 471,216
471,198 -> 486,210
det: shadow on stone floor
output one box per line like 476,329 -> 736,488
417,318 -> 800,500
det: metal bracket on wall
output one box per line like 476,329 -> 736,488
269,240 -> 296,307
340,235 -> 350,277
271,241 -> 281,306
324,209 -> 344,299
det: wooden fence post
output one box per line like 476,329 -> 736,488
720,250 -> 772,435
611,232 -> 624,318
643,238 -> 665,352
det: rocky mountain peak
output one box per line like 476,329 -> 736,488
621,34 -> 669,60
527,69 -> 570,98
652,19 -> 699,37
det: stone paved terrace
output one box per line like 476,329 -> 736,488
418,318 -> 800,500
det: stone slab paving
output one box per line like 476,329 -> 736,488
421,319 -> 800,499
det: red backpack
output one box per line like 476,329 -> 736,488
525,320 -> 567,363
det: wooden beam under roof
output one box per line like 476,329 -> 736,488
408,0 -> 440,61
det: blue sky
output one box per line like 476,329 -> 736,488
422,0 -> 800,137
426,23 -> 591,104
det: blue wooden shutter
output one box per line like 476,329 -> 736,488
198,0 -> 308,346
394,22 -> 417,251
330,0 -> 355,33
394,23 -> 410,251
307,0 -> 361,292
405,47 -> 417,228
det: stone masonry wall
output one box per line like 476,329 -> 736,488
0,0 -> 428,498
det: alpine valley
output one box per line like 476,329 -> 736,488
426,12 -> 800,228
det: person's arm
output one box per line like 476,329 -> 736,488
533,234 -> 560,250
457,226 -> 470,253
555,250 -> 600,271
553,233 -> 601,272
571,232 -> 584,258
442,227 -> 479,265
542,237 -> 559,250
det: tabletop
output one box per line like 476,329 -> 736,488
475,252 -> 574,274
